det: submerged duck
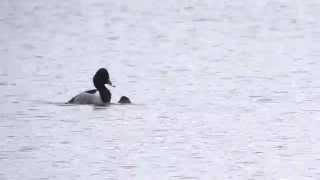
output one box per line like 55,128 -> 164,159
68,68 -> 131,105
68,68 -> 114,105
118,96 -> 131,104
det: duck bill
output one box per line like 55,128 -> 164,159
106,80 -> 115,87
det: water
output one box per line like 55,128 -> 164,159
1,0 -> 320,179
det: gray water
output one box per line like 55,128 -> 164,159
1,0 -> 320,179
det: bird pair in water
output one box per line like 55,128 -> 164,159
68,68 -> 131,105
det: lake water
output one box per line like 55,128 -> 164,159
1,0 -> 320,179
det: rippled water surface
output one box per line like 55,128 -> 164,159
1,0 -> 320,179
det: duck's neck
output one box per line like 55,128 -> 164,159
93,76 -> 111,103
97,86 -> 111,103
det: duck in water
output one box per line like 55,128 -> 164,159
68,68 -> 131,105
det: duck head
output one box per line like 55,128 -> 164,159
118,96 -> 131,104
93,68 -> 113,89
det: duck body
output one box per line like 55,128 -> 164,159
68,89 -> 111,105
68,68 -> 113,105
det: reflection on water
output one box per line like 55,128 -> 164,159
1,0 -> 320,179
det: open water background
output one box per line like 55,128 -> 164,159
1,0 -> 320,179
